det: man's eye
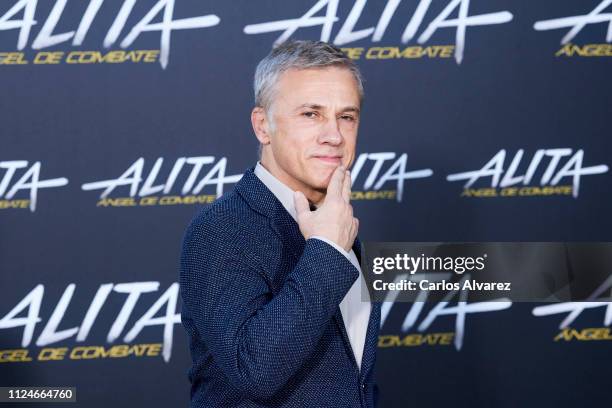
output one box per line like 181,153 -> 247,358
302,111 -> 318,118
340,115 -> 355,121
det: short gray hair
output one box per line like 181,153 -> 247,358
253,40 -> 364,158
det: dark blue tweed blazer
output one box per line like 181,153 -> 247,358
180,166 -> 381,407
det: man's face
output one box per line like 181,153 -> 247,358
260,66 -> 361,200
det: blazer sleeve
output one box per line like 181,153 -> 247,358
179,214 -> 359,400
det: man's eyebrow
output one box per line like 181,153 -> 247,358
341,106 -> 360,115
295,103 -> 360,114
295,103 -> 324,111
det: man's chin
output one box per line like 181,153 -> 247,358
312,172 -> 335,189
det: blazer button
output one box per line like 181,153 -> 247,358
362,383 -> 366,390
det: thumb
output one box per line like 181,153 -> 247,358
293,191 -> 310,218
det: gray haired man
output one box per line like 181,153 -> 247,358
180,40 -> 381,407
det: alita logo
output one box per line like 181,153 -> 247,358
244,0 -> 513,64
379,272 -> 511,350
80,156 -> 242,208
0,0 -> 220,68
0,282 -> 180,363
350,152 -> 433,202
532,276 -> 612,343
446,149 -> 609,198
0,160 -> 68,211
534,0 -> 612,57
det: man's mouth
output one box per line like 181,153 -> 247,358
313,155 -> 342,165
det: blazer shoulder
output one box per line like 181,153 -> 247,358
182,189 -> 268,253
179,189 -> 275,289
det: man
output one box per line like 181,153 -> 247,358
180,40 -> 381,407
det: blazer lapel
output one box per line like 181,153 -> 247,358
266,203 -> 306,263
352,235 -> 381,379
359,301 -> 381,380
235,167 -> 305,261
332,235 -> 368,373
332,303 -> 357,362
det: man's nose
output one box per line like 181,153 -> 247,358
318,117 -> 343,145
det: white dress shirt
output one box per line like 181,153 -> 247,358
254,161 -> 371,370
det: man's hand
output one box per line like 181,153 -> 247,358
294,165 -> 359,252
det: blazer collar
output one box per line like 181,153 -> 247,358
235,166 -> 288,220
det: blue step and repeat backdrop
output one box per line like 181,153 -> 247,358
1,1 -> 611,407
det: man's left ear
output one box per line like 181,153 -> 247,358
251,107 -> 271,145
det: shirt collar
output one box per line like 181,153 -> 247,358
254,161 -> 298,221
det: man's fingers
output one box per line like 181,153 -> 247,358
342,170 -> 351,203
294,191 -> 310,217
344,217 -> 358,251
325,165 -> 345,202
